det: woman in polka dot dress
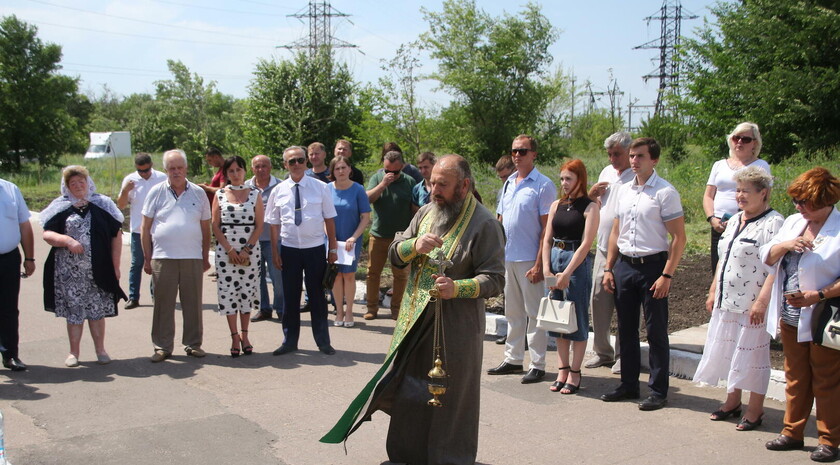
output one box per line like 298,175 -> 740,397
211,156 -> 264,357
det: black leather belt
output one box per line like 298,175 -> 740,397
552,239 -> 580,251
619,251 -> 668,264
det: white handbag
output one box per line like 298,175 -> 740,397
536,292 -> 577,334
813,297 -> 840,351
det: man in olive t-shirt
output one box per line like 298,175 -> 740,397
365,151 -> 416,320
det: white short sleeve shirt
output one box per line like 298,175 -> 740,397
613,171 -> 684,257
141,181 -> 211,259
264,175 -> 336,249
121,169 -> 166,233
706,158 -> 771,218
595,165 -> 635,252
0,178 -> 30,254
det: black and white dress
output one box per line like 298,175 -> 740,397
215,187 -> 261,315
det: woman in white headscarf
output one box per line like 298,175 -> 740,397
41,165 -> 126,367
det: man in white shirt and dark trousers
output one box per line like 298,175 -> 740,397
141,149 -> 212,362
585,132 -> 635,373
0,178 -> 35,371
266,146 -> 339,356
117,152 -> 166,309
600,137 -> 686,411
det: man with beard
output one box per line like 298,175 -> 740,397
321,155 -> 505,465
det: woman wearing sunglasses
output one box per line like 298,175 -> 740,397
703,122 -> 771,272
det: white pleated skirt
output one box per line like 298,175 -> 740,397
693,308 -> 771,395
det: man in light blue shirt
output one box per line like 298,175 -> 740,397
246,155 -> 284,322
0,178 -> 35,371
488,134 -> 557,384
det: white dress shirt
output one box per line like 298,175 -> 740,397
612,170 -> 684,257
595,165 -> 635,252
264,175 -> 336,249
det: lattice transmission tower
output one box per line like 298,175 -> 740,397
280,1 -> 357,57
634,0 -> 696,116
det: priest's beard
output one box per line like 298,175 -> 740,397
430,191 -> 466,236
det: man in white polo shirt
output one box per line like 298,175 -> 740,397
141,149 -> 212,362
585,132 -> 635,373
600,137 -> 686,411
117,152 -> 166,309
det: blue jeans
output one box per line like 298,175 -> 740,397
547,247 -> 592,342
129,232 -> 146,301
259,239 -> 283,316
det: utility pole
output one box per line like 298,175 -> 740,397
280,1 -> 357,57
633,0 -> 696,116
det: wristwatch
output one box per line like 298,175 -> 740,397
819,290 -> 827,302
329,248 -> 338,254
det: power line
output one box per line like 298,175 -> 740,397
63,62 -> 252,79
25,0 -> 278,43
281,1 -> 357,57
29,20 -> 270,49
148,0 -> 292,16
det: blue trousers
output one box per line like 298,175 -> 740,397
259,239 -> 283,316
280,245 -> 330,349
614,259 -> 670,397
128,232 -> 147,301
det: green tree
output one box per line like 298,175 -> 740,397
0,15 -> 87,169
420,0 -> 559,163
245,49 -> 359,164
154,60 -> 238,174
680,0 -> 840,161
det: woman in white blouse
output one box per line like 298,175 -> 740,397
703,122 -> 771,271
694,167 -> 783,431
760,167 -> 840,462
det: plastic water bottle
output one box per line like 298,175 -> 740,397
0,408 -> 9,465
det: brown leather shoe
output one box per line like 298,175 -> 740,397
364,311 -> 377,320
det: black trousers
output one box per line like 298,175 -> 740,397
614,258 -> 670,397
0,248 -> 22,359
280,244 -> 330,349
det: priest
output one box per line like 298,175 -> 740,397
321,154 -> 505,465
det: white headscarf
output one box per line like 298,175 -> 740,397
40,167 -> 123,226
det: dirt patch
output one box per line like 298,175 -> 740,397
484,254 -> 784,370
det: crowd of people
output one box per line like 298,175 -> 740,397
1,128 -> 839,464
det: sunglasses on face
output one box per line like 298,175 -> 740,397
732,135 -> 754,144
792,198 -> 809,207
384,169 -> 401,175
286,157 -> 306,166
510,148 -> 532,157
136,167 -> 152,174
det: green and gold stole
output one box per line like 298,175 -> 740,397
320,194 -> 477,444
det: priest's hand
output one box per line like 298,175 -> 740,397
431,274 -> 456,300
416,233 -> 444,255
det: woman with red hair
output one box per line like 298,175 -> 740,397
761,167 -> 840,462
541,159 -> 599,394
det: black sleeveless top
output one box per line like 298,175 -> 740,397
551,196 -> 592,241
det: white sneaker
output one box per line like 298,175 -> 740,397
65,354 -> 79,367
611,357 -> 622,374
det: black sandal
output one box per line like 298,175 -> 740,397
240,329 -> 253,355
736,414 -> 763,431
561,369 -> 582,395
549,366 -> 570,392
230,332 -> 241,358
710,403 -> 742,421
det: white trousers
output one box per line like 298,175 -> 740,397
503,260 -> 547,370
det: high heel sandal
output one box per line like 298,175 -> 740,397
240,329 -> 253,355
230,332 -> 241,358
710,403 -> 742,421
561,369 -> 582,395
549,366 -> 571,392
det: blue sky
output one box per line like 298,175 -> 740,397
2,0 -> 716,122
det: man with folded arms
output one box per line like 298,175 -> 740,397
600,137 -> 686,410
